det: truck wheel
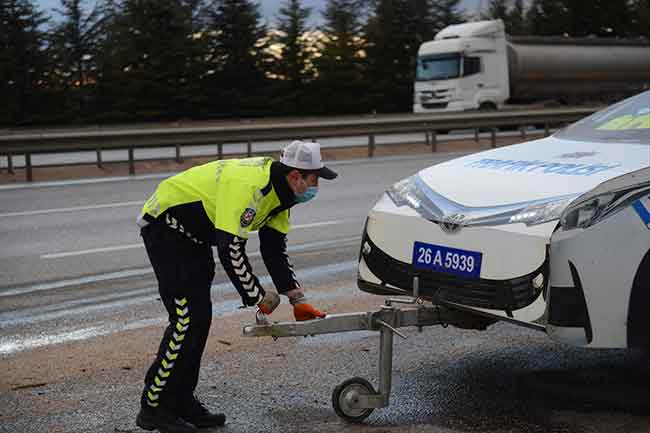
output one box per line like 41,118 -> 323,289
332,377 -> 376,423
478,102 -> 497,111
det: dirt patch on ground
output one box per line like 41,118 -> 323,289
0,135 -> 543,184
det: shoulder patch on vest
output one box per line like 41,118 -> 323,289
240,208 -> 256,227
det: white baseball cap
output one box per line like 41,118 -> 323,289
280,140 -> 338,180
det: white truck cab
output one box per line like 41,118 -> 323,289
414,20 -> 509,113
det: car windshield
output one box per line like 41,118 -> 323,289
416,54 -> 460,81
556,91 -> 650,145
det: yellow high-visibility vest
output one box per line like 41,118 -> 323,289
141,157 -> 290,238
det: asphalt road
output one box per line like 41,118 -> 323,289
1,153 -> 650,433
1,153 -> 459,357
0,153 -> 447,288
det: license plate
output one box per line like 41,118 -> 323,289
412,241 -> 483,279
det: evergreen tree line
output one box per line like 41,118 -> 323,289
2,0 -> 649,126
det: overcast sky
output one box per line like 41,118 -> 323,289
35,0 -> 482,25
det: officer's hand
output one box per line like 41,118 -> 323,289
292,301 -> 326,321
257,291 -> 280,315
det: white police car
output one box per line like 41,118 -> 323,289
548,166 -> 650,348
358,91 -> 650,328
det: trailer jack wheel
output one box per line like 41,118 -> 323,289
332,377 -> 376,423
242,294 -> 472,420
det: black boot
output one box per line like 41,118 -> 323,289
136,405 -> 198,433
179,397 -> 226,428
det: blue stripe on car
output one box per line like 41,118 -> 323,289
632,199 -> 650,226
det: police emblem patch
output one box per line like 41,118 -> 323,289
240,208 -> 256,227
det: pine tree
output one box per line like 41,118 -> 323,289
430,0 -> 463,32
364,0 -> 396,112
508,0 -> 527,35
631,0 -> 650,38
312,0 -> 367,114
204,0 -> 267,117
178,0 -> 210,118
321,0 -> 364,64
92,0 -> 123,121
270,0 -> 312,113
0,0 -> 50,124
484,0 -> 528,35
565,0 -> 633,37
277,0 -> 311,84
485,0 -> 508,21
109,0 -> 199,120
526,0 -> 570,36
527,0 -> 635,38
49,0 -> 104,120
364,0 -> 412,112
412,0 -> 438,43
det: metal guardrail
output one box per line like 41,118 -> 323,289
0,107 -> 597,181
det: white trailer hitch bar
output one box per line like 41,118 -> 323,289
242,280 -> 449,422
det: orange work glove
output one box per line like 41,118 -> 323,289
290,293 -> 326,321
293,303 -> 326,321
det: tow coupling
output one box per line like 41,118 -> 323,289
243,278 -> 452,422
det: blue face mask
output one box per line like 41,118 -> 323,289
295,186 -> 318,203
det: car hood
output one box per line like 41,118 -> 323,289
418,136 -> 650,207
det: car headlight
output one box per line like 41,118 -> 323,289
387,176 -> 419,208
560,185 -> 650,231
508,197 -> 575,226
387,175 -> 446,220
387,174 -> 577,227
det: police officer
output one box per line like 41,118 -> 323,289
135,140 -> 337,433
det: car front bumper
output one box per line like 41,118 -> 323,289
357,194 -> 553,322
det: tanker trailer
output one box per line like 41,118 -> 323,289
414,19 -> 650,113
